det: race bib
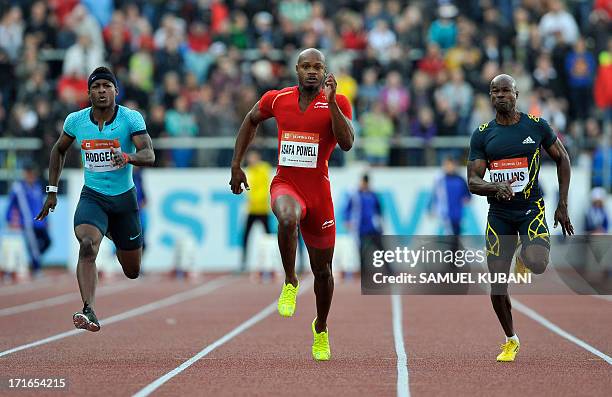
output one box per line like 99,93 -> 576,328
81,139 -> 122,172
489,157 -> 529,192
279,131 -> 319,168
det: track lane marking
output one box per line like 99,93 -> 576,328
0,281 -> 135,317
0,276 -> 234,358
132,278 -> 313,397
391,294 -> 410,397
0,275 -> 70,296
513,298 -> 612,365
590,295 -> 612,302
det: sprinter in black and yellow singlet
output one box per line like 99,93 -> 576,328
467,74 -> 574,362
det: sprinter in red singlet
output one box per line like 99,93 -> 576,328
230,48 -> 354,361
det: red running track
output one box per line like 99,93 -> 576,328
0,273 -> 610,396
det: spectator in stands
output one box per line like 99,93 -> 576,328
0,6 -> 24,62
363,0 -> 390,31
57,67 -> 88,108
468,94 -> 495,133
412,106 -> 437,143
430,156 -> 471,236
380,70 -> 409,129
409,71 -> 434,116
154,36 -> 184,82
25,1 -> 57,49
532,53 -> 563,96
153,13 -> 185,50
566,37 -> 596,120
360,102 -> 394,166
367,19 -> 396,61
240,150 -> 272,271
62,34 -> 104,77
410,106 -> 437,165
445,32 -> 481,73
428,4 -> 458,50
128,42 -> 155,94
343,173 -> 385,275
541,97 -> 567,133
436,69 -> 473,134
538,0 -> 579,50
0,0 -> 608,172
165,96 -> 198,167
5,162 -> 51,276
585,187 -> 609,234
17,65 -> 51,104
418,42 -> 446,79
66,4 -> 104,51
395,4 -> 425,50
356,68 -> 381,115
594,39 -> 612,120
591,141 -> 612,188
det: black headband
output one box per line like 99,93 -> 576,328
88,71 -> 117,89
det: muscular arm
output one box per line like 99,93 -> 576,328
545,139 -> 574,235
229,102 -> 269,194
128,133 -> 155,166
35,132 -> 74,220
48,133 -> 75,187
467,159 -> 496,196
231,102 -> 267,168
544,139 -> 571,206
467,159 -> 515,200
329,101 -> 354,151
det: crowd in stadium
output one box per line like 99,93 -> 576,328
0,0 -> 610,173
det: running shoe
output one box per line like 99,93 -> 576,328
514,253 -> 531,279
312,318 -> 331,361
496,339 -> 519,362
73,304 -> 101,332
277,281 -> 299,317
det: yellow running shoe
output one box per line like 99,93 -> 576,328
277,281 -> 299,317
496,339 -> 520,362
514,247 -> 531,282
311,318 -> 331,361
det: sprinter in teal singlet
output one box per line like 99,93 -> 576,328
467,74 -> 573,362
36,67 -> 155,332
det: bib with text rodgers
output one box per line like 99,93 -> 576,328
81,139 -> 123,172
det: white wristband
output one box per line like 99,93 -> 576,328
46,186 -> 58,193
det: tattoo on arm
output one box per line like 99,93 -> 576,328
129,133 -> 155,166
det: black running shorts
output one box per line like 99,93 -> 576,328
485,198 -> 550,262
74,186 -> 142,250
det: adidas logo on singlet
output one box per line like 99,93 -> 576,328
522,136 -> 535,144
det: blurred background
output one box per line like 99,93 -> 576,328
0,0 -> 610,278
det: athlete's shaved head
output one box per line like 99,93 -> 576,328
296,48 -> 326,93
489,74 -> 519,115
490,74 -> 517,92
297,48 -> 326,65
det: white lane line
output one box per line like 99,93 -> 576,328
513,299 -> 612,365
590,295 -> 612,302
0,281 -> 136,317
133,279 -> 313,397
0,277 -> 63,296
391,295 -> 410,397
0,276 -> 235,358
